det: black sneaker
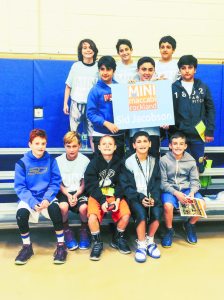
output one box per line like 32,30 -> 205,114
90,242 -> 103,261
111,232 -> 131,254
15,244 -> 34,265
53,243 -> 67,264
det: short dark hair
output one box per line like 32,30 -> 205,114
137,57 -> 155,69
77,39 -> 98,62
99,135 -> 116,145
98,56 -> 116,71
169,132 -> 187,144
177,55 -> 198,69
29,129 -> 47,143
159,35 -> 176,50
116,39 -> 133,53
132,131 -> 151,144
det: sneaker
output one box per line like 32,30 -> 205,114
147,243 -> 161,259
111,232 -> 131,254
53,243 -> 67,264
79,227 -> 91,250
90,242 -> 103,261
64,228 -> 78,250
15,244 -> 34,265
183,222 -> 197,244
161,228 -> 175,248
135,240 -> 147,263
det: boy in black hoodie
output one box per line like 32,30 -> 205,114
84,135 -> 131,261
120,131 -> 162,263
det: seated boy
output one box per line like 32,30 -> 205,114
160,132 -> 206,247
84,135 -> 131,261
86,55 -> 125,158
120,131 -> 162,263
14,129 -> 66,265
56,131 -> 90,250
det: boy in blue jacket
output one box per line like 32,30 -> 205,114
171,55 -> 215,173
86,55 -> 125,158
14,129 -> 66,265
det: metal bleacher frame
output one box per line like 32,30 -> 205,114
0,147 -> 224,228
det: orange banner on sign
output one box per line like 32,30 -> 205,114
128,83 -> 157,111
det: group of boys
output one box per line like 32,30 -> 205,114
14,35 -> 215,265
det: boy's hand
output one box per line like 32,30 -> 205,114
142,197 -> 154,207
40,199 -> 50,209
63,104 -> 69,115
160,125 -> 169,130
101,201 -> 109,213
35,204 -> 42,212
111,198 -> 120,212
205,136 -> 214,143
103,121 -> 119,134
68,194 -> 78,207
174,191 -> 188,204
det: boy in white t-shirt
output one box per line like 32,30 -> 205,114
114,39 -> 137,84
63,39 -> 98,149
155,35 -> 179,83
56,131 -> 90,250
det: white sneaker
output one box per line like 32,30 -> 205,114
147,243 -> 161,259
135,240 -> 147,263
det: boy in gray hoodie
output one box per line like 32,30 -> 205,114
160,132 -> 205,247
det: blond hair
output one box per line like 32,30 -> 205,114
63,131 -> 81,145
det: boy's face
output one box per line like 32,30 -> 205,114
133,136 -> 151,155
29,136 -> 47,158
169,137 -> 187,157
65,141 -> 80,160
179,65 -> 196,82
118,44 -> 132,64
81,42 -> 94,60
99,65 -> 114,84
138,62 -> 155,81
98,136 -> 117,157
159,42 -> 174,61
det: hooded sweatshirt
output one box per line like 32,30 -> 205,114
14,151 -> 61,209
159,151 -> 200,195
86,78 -> 124,135
172,78 -> 215,140
84,153 -> 124,205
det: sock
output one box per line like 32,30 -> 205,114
137,240 -> 147,249
63,220 -> 69,230
21,233 -> 30,245
91,231 -> 101,243
117,227 -> 125,233
146,235 -> 154,245
56,232 -> 64,243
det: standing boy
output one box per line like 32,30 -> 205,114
120,131 -> 162,263
14,129 -> 67,265
87,55 -> 125,158
160,132 -> 205,247
56,131 -> 90,250
84,135 -> 131,261
171,55 -> 215,173
114,39 -> 137,83
63,39 -> 98,149
155,35 -> 179,83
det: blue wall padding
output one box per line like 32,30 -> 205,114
0,59 -> 34,147
196,64 -> 223,146
33,60 -> 73,147
0,59 -> 223,147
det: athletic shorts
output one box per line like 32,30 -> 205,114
161,188 -> 204,209
70,101 -> 93,136
87,196 -> 130,223
56,191 -> 87,213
